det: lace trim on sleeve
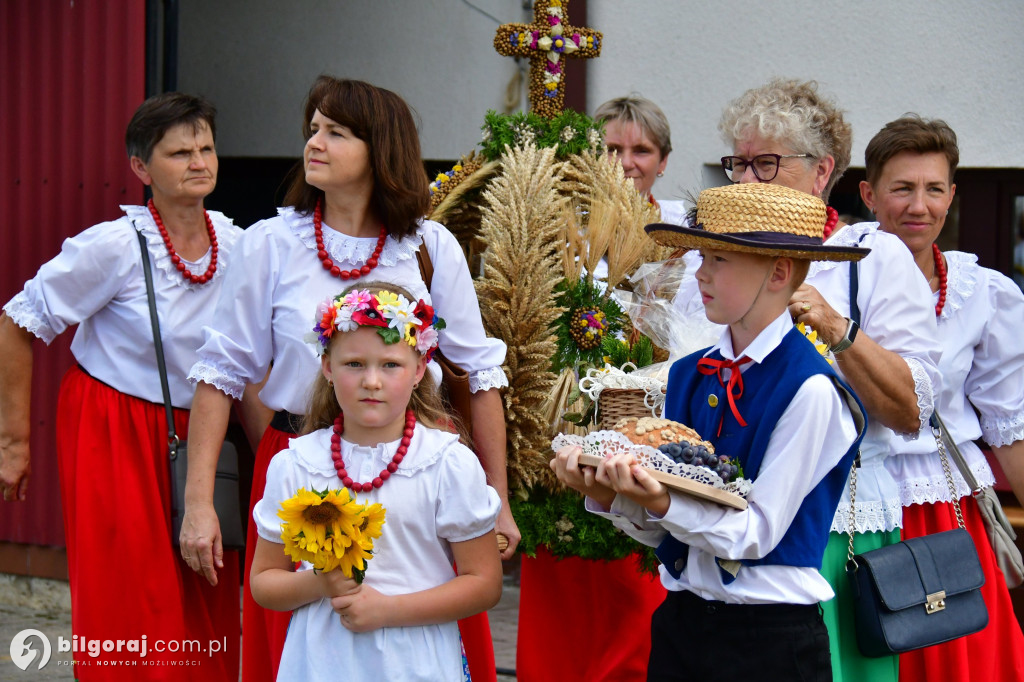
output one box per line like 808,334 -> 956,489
121,205 -> 238,291
982,413 -> 1024,449
2,292 -> 57,344
940,251 -> 979,320
469,366 -> 508,393
187,360 -> 245,400
281,206 -> 424,267
898,356 -> 934,439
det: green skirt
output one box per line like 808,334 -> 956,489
820,529 -> 900,682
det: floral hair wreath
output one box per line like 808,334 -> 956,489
307,289 -> 446,361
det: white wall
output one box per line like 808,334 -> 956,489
179,0 -> 1024,203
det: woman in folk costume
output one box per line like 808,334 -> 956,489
0,92 -> 243,680
181,76 -> 514,682
671,78 -> 943,681
862,115 -> 1024,681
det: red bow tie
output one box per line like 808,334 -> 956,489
697,356 -> 753,436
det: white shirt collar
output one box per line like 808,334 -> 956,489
708,310 -> 793,364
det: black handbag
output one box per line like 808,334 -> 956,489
844,421 -> 988,657
136,230 -> 245,551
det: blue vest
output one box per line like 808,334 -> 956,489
657,327 -> 865,580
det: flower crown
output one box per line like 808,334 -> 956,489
307,289 -> 446,360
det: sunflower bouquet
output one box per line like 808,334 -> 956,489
277,487 -> 386,583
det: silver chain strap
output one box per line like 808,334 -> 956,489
846,419 -> 963,567
932,421 -> 966,529
846,457 -> 860,565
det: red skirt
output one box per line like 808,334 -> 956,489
517,547 -> 666,681
899,498 -> 1024,682
56,366 -> 240,681
242,424 -> 498,682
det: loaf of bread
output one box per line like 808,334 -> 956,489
614,416 -> 740,482
612,417 -> 713,452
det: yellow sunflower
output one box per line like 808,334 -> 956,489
278,487 -> 363,564
311,534 -> 354,573
797,322 -> 832,364
337,537 -> 375,581
276,487 -> 387,582
358,503 -> 387,541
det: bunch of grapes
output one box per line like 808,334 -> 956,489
656,442 -> 742,483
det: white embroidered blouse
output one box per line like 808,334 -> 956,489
885,251 -> 1024,505
3,205 -> 241,408
189,208 -> 508,414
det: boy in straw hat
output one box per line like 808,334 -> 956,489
552,182 -> 869,680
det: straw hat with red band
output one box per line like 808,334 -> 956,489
645,183 -> 870,262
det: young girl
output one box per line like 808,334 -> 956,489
250,282 -> 502,681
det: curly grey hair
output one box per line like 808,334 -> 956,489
718,79 -> 851,202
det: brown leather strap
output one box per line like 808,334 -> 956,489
416,242 -> 434,292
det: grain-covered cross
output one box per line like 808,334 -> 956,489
493,0 -> 602,119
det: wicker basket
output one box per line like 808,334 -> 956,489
598,388 -> 655,429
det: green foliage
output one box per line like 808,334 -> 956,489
377,327 -> 401,345
511,487 -> 658,575
600,334 -> 654,370
560,374 -> 597,427
480,109 -> 603,161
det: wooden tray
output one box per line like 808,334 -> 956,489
577,453 -> 748,510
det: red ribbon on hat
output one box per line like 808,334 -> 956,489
697,356 -> 753,436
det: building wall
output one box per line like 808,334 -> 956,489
178,0 -> 1024,202
0,0 -> 146,555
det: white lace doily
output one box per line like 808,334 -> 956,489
552,430 -> 752,498
578,365 -> 666,417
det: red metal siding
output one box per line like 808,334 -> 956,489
1,0 -> 145,546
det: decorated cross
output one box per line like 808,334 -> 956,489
494,0 -> 602,119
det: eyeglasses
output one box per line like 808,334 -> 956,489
720,153 -> 812,183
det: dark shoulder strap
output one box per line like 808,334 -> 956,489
136,230 -> 178,453
849,262 -> 861,325
416,241 -> 434,292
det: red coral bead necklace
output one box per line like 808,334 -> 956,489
314,199 -> 387,281
147,199 -> 218,284
823,206 -> 839,240
331,409 -> 416,492
932,242 -> 948,316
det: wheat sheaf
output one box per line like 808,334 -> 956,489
476,143 -> 568,490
